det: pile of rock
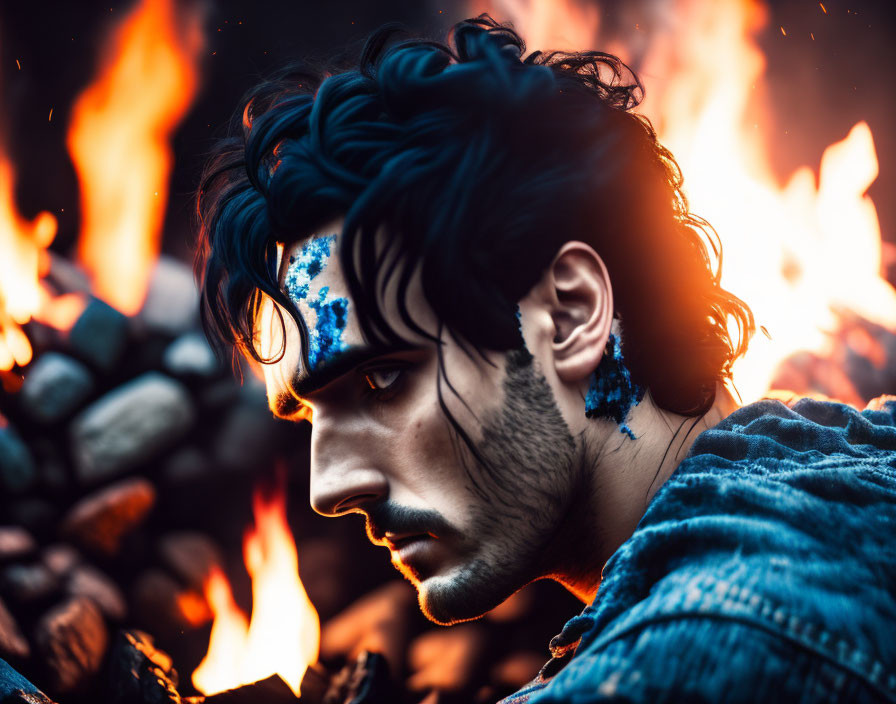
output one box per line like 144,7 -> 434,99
0,258 -> 297,701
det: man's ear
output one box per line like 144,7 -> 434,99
544,242 -> 613,384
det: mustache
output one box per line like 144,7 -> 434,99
364,502 -> 456,544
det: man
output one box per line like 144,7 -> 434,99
196,15 -> 896,703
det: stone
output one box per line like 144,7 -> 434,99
33,596 -> 107,695
0,595 -> 30,659
407,623 -> 487,693
67,565 -> 127,621
0,564 -> 59,604
19,353 -> 94,424
163,332 -> 218,378
139,256 -> 199,335
41,545 -> 80,579
0,425 -> 36,495
70,373 -> 194,482
68,298 -> 129,372
321,581 -> 416,677
213,390 -> 290,473
61,477 -> 156,556
106,630 -> 180,704
0,528 -> 37,563
131,570 -> 210,638
159,447 -> 212,488
157,532 -> 222,591
5,500 -> 57,539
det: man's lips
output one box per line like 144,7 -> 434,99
383,532 -> 431,551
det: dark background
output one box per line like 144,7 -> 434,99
0,0 -> 894,269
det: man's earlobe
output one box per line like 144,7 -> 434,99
548,242 -> 614,384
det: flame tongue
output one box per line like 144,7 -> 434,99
192,483 -> 320,697
66,0 -> 203,316
480,0 -> 895,404
0,156 -> 60,370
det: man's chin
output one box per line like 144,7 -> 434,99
412,563 -> 519,626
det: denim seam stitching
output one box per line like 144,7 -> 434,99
586,611 -> 896,702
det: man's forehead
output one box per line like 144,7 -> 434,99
280,230 -> 363,373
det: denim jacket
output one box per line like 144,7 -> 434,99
501,398 -> 896,703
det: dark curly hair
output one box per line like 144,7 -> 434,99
195,14 -> 754,416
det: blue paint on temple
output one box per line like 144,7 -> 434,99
585,333 -> 644,439
284,233 -> 349,370
284,234 -> 336,303
308,286 -> 349,370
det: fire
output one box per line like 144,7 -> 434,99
0,152 -> 86,371
66,0 -> 203,315
192,481 -> 320,697
478,0 -> 895,404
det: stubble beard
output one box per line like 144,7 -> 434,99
418,348 -> 583,626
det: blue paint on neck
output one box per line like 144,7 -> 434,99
585,333 -> 644,439
284,234 -> 349,370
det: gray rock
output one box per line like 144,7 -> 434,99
68,298 -> 129,372
0,527 -> 36,563
67,565 -> 126,621
34,596 -> 107,694
61,478 -> 156,556
213,387 -> 290,473
20,353 -> 94,424
138,256 -> 199,335
163,332 -> 218,378
0,426 -> 36,495
130,569 -> 210,637
0,564 -> 59,604
41,545 -> 80,579
0,594 -> 29,659
70,373 -> 194,482
159,446 -> 211,487
5,499 -> 57,537
157,532 -> 222,591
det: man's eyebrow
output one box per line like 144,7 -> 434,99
272,343 -> 413,418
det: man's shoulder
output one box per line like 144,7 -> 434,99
529,397 -> 896,702
528,610 -> 893,703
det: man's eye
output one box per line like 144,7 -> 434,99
364,368 -> 402,391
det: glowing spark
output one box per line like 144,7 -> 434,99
820,2 -> 827,12
48,109 -> 53,122
780,26 -> 786,36
15,59 -> 21,70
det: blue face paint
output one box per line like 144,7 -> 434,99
284,234 -> 336,302
284,234 -> 350,371
307,286 -> 349,370
585,333 -> 644,440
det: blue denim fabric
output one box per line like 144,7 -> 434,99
500,398 -> 896,703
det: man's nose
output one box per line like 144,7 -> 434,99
309,422 -> 388,517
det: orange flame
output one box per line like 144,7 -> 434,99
479,0 -> 894,404
66,0 -> 203,315
0,155 -> 59,371
192,482 -> 320,697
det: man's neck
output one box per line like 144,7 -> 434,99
558,384 -> 739,603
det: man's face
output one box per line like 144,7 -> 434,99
263,226 -> 585,625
